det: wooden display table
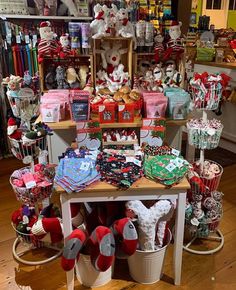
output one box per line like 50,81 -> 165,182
57,177 -> 190,290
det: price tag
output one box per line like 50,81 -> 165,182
80,161 -> 90,171
171,148 -> 180,157
166,163 -> 177,172
25,35 -> 30,44
16,35 -> 21,44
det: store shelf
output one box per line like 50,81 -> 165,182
0,14 -> 92,21
103,140 -> 138,146
36,115 -> 188,130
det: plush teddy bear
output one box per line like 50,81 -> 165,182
38,21 -> 58,63
66,67 -> 80,89
90,4 -> 107,38
164,20 -> 184,60
116,8 -> 135,38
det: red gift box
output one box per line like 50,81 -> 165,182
118,103 -> 134,123
99,103 -> 116,123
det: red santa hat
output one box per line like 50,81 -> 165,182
170,20 -> 182,27
8,117 -> 17,127
40,21 -> 51,29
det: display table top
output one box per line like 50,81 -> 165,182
55,176 -> 190,195
36,115 -> 189,130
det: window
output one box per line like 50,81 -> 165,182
229,0 -> 236,10
206,0 -> 222,9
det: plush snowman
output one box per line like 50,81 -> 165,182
38,21 -> 58,63
164,20 -> 184,60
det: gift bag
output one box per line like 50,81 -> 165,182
143,92 -> 168,118
140,118 -> 166,147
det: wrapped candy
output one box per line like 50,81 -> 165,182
187,118 -> 223,149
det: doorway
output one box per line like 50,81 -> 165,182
202,0 -> 229,28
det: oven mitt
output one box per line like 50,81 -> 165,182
61,229 -> 87,271
88,226 -> 115,272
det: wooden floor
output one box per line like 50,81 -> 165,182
0,158 -> 236,290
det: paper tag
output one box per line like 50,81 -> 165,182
22,172 -> 37,189
6,34 -> 12,44
22,215 -> 29,224
207,128 -> 216,136
16,35 -> 21,44
32,35 -> 37,47
133,158 -> 142,167
126,156 -> 134,163
99,105 -> 105,112
80,161 -> 90,171
25,35 -> 30,44
191,217 -> 200,226
166,163 -> 177,172
171,148 -> 180,156
173,157 -> 184,168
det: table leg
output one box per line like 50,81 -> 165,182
173,192 -> 186,285
61,194 -> 74,290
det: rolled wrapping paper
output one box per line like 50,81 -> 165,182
187,118 -> 223,149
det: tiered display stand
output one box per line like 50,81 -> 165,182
184,77 -> 225,254
7,88 -> 63,265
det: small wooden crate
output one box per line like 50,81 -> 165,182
93,37 -> 133,85
38,55 -> 94,93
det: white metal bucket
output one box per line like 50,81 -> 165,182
76,254 -> 112,288
127,228 -> 172,284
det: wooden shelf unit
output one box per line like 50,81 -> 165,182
0,15 -> 92,21
39,54 -> 94,92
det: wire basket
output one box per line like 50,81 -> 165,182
12,222 -> 45,248
185,209 -> 222,238
187,122 -> 223,149
8,135 -> 47,164
188,160 -> 223,196
190,82 -> 222,110
7,88 -> 40,129
10,167 -> 53,204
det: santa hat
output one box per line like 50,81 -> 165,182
7,117 -> 18,136
170,20 -> 182,27
40,21 -> 51,29
8,117 -> 17,127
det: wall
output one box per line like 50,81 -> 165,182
227,10 -> 236,30
191,0 -> 236,29
191,0 -> 203,27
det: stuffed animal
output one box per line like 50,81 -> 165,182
116,8 -> 136,47
164,20 -> 184,60
66,67 -> 80,89
7,117 -> 22,140
78,65 -> 89,89
38,21 -> 58,63
56,66 -> 69,89
90,4 -> 107,38
3,75 -> 22,98
45,65 -> 56,90
152,64 -> 164,92
154,30 -> 164,63
126,200 -> 174,250
59,33 -> 71,58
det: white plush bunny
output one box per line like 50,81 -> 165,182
126,200 -> 174,250
90,4 -> 107,38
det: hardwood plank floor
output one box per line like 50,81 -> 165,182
0,158 -> 235,290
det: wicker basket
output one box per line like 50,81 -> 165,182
10,167 -> 53,204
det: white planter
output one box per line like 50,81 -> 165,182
127,228 -> 172,284
76,254 -> 112,288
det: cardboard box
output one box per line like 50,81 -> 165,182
118,103 -> 134,123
